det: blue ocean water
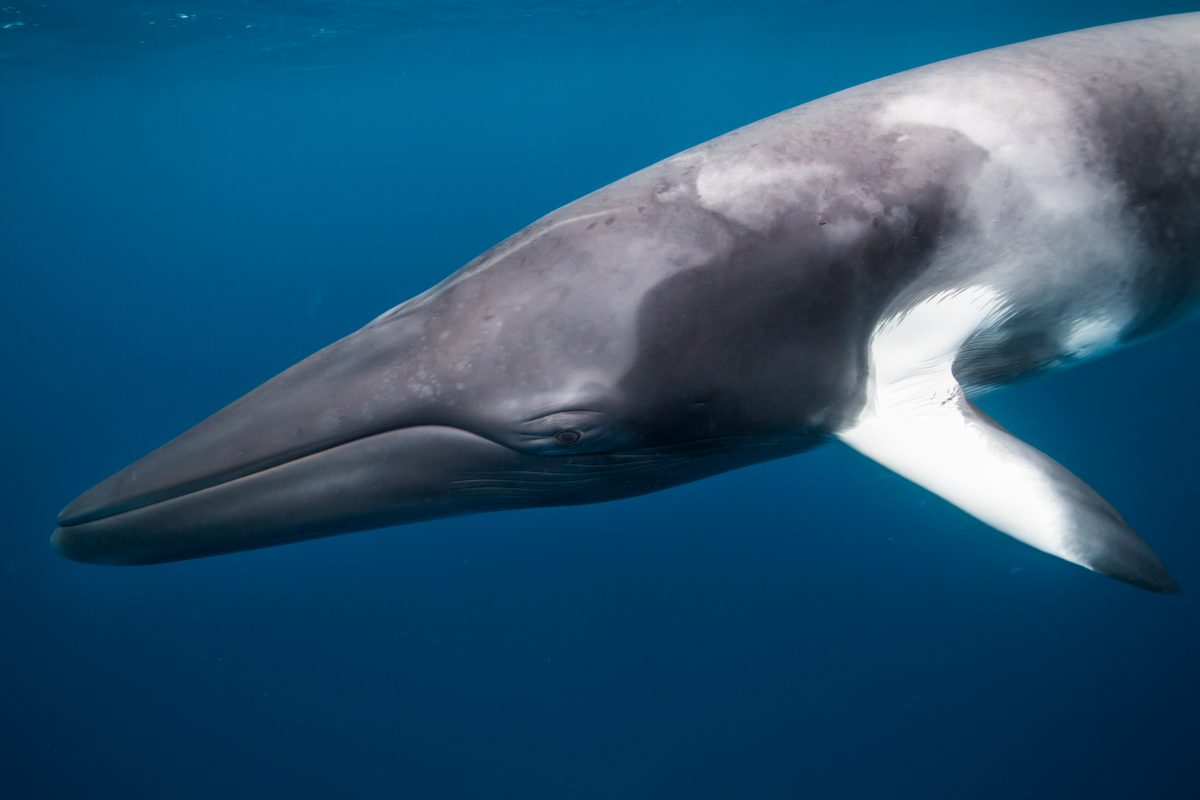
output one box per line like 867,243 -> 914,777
3,1 -> 1199,796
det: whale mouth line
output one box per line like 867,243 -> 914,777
55,423 -> 479,529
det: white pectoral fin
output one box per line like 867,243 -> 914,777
838,390 -> 1177,593
840,287 -> 1176,592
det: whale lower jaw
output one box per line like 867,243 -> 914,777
51,426 -> 529,566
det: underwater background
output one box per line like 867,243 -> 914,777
3,2 -> 1200,797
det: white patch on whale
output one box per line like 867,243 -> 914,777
853,286 -> 1013,418
839,286 -> 1107,569
880,73 -> 1139,366
694,155 -> 880,240
882,84 -> 1093,219
1063,315 -> 1124,359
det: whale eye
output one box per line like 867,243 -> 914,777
511,410 -> 619,453
554,430 -> 582,445
515,408 -> 630,454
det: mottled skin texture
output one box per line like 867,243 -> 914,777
54,15 -> 1200,576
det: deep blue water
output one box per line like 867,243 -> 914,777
4,2 -> 1200,797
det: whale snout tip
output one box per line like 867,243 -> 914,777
1116,555 -> 1181,594
56,502 -> 80,528
50,527 -> 77,562
51,524 -> 126,566
1132,549 -> 1181,594
51,526 -> 94,565
1149,571 -> 1182,595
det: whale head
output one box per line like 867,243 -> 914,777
52,188 -> 855,564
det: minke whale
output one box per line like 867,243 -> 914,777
54,14 -> 1199,591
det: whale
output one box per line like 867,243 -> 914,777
53,14 -> 1199,592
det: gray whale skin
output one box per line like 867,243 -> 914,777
54,14 -> 1200,593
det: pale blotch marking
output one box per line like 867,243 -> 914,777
838,286 -> 1094,566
